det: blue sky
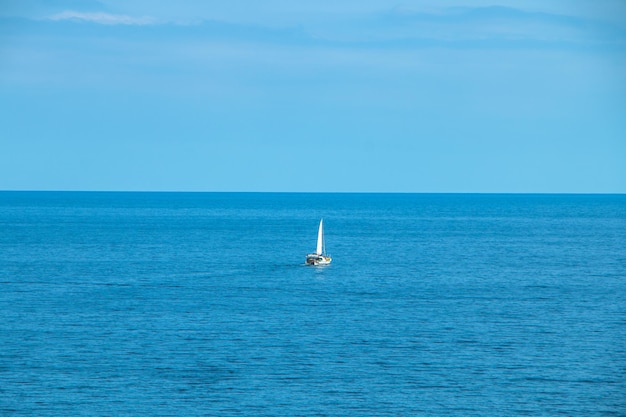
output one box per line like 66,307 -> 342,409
1,1 -> 625,192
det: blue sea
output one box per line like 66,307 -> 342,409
1,192 -> 625,416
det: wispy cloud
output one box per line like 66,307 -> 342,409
32,5 -> 623,51
47,10 -> 157,25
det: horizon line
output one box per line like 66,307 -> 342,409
1,190 -> 624,196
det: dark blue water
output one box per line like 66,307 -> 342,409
1,192 -> 625,416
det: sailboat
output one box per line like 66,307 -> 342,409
305,219 -> 332,266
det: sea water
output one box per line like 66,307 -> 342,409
0,192 -> 624,416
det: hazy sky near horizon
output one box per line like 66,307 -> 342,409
1,1 -> 625,192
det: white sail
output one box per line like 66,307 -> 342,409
316,219 -> 324,255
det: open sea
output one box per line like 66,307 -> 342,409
0,191 -> 625,416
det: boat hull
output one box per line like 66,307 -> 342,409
306,254 -> 332,266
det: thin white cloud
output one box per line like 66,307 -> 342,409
47,10 -> 157,25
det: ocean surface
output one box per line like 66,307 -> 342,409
1,192 -> 625,416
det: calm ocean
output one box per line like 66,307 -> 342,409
1,192 -> 624,416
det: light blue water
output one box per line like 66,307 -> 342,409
1,192 -> 625,416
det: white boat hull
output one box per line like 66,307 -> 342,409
306,254 -> 332,266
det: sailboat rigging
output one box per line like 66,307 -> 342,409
306,219 -> 332,266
